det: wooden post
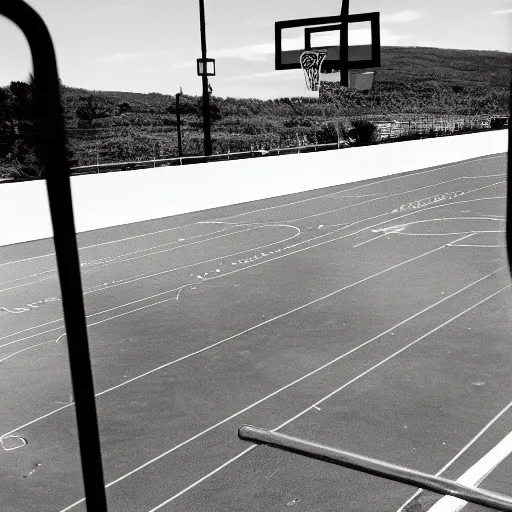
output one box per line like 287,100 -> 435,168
176,90 -> 183,157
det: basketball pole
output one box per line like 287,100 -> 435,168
340,0 -> 349,87
199,0 -> 212,156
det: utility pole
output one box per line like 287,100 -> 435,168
176,87 -> 183,157
340,0 -> 349,87
198,0 -> 212,156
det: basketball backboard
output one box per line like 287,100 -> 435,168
275,12 -> 381,73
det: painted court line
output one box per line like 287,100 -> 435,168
0,225 -> 232,287
397,402 -> 512,512
144,447 -> 257,512
216,154 -> 504,221
0,224 -> 269,294
446,233 -> 476,247
1,192 -> 504,360
0,172 -> 487,291
282,177 -> 464,223
56,267 -> 506,512
0,223 -> 300,296
0,339 -> 56,364
278,177 -> 504,226
427,430 -> 512,512
452,244 -> 505,249
0,214 -> 383,347
0,223 -> 196,267
6,244 -> 453,439
1,153 -> 504,269
0,224 -> 302,348
1,195 -> 503,353
143,284 -> 512,512
354,231 -> 399,248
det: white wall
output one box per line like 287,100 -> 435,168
0,130 -> 508,247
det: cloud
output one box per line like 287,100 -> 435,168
172,25 -> 409,69
209,30 -> 375,63
491,8 -> 512,14
211,43 -> 275,62
93,52 -> 151,63
381,10 -> 422,23
174,61 -> 196,69
245,20 -> 274,27
381,28 -> 411,44
225,70 -> 299,82
171,42 -> 275,68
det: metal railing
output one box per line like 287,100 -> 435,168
239,426 -> 512,512
68,142 -> 343,175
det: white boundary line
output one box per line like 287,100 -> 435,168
0,195 -> 504,353
0,224 -> 273,294
354,231 -> 399,248
215,155 -> 505,221
0,223 -> 198,267
427,430 -> 512,512
0,224 -> 300,296
57,269 -> 508,512
397,402 -> 512,512
281,178 -> 465,223
1,154 -> 505,266
5,243 -> 463,441
0,225 -> 233,287
0,174 -> 488,291
144,284 -> 512,512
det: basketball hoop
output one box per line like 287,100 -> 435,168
300,50 -> 327,92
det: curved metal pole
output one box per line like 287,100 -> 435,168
0,2 -> 107,510
507,81 -> 512,277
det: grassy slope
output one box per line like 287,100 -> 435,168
378,47 -> 511,86
60,46 -> 510,165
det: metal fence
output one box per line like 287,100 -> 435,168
0,116 -> 508,182
375,116 -> 507,140
67,142 -> 343,176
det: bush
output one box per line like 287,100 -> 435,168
315,122 -> 339,144
490,117 -> 508,130
350,119 -> 378,145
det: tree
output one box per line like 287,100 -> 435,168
118,102 -> 132,114
76,94 -> 115,126
197,96 -> 222,123
0,76 -> 77,180
0,78 -> 40,179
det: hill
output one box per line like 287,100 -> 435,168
378,46 -> 510,87
1,46 -> 510,175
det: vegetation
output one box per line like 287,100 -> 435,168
0,77 -> 77,180
0,46 -> 509,177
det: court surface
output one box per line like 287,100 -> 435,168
0,153 -> 511,512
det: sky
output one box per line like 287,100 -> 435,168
0,0 -> 510,99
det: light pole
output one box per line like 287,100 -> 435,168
198,0 -> 212,156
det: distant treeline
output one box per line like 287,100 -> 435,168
0,46 -> 510,177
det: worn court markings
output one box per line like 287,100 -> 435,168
141,284 -> 512,512
214,155 -> 505,221
54,267 -> 509,511
1,194 -> 505,356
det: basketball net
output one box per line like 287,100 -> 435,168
299,50 -> 327,92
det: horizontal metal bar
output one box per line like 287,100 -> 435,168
68,143 -> 341,172
238,425 -> 512,512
